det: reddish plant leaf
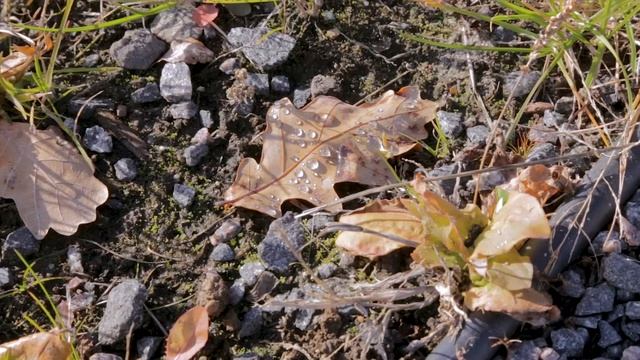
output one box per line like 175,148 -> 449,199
165,306 -> 209,360
193,4 -> 219,27
0,122 -> 109,239
224,87 -> 438,217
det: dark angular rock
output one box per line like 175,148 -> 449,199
293,87 -> 311,108
559,269 -> 585,298
603,253 -> 640,293
131,83 -> 162,104
270,75 -> 290,93
526,142 -> 557,162
227,27 -> 295,70
137,337 -> 162,360
109,29 -> 166,70
436,111 -> 464,138
622,346 -> 640,360
98,279 -> 147,345
551,328 -> 586,357
294,308 -> 316,331
607,304 -> 625,322
229,279 -> 246,305
219,58 -> 241,75
258,212 -> 305,273
466,125 -> 489,145
554,96 -> 574,114
543,110 -> 567,128
169,101 -> 198,119
624,190 -> 640,229
172,184 -> 196,208
310,75 -> 337,97
316,263 -> 337,280
68,98 -> 114,120
598,320 -> 622,347
184,143 -> 208,167
621,321 -> 640,341
238,262 -> 265,287
575,283 -> 615,316
567,315 -> 600,329
210,243 -> 235,262
626,301 -> 640,320
238,307 -> 262,338
245,73 -> 269,96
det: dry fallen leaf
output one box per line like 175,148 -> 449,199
224,86 -> 438,217
0,45 -> 35,81
160,39 -> 215,64
464,284 -> 560,326
335,198 -> 426,258
192,4 -> 219,27
500,165 -> 571,207
0,122 -> 109,239
0,331 -> 72,360
165,306 -> 209,360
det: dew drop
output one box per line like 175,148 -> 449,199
355,129 -> 367,136
328,160 -> 336,165
291,156 -> 300,162
288,178 -> 300,184
296,120 -> 303,126
269,194 -> 276,200
295,128 -> 305,137
256,165 -> 262,171
299,184 -> 311,193
319,146 -> 332,157
405,101 -> 417,109
284,108 -> 291,115
313,172 -> 320,177
271,113 -> 278,120
299,141 -> 307,148
308,130 -> 318,139
310,196 -> 319,203
296,169 -> 306,178
321,114 -> 329,120
377,107 -> 384,113
267,208 -> 278,216
306,159 -> 320,170
304,179 -> 310,184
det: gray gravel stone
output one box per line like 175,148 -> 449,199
607,304 -> 625,322
575,283 -> 615,315
258,212 -> 304,273
245,73 -> 269,96
84,125 -> 113,153
622,346 -> 640,360
225,3 -> 251,16
150,6 -> 202,43
503,70 -> 541,98
598,320 -> 622,347
211,219 -> 242,245
114,158 -> 137,181
436,111 -> 464,138
477,170 -> 508,191
131,83 -> 162,104
184,143 -> 208,167
603,253 -> 640,293
493,26 -> 516,43
172,184 -> 196,208
0,268 -> 12,288
551,328 -> 586,357
83,53 -> 100,67
98,279 -> 147,345
526,143 -> 557,162
169,101 -> 198,119
229,279 -> 246,305
622,321 -> 640,341
618,289 -> 635,302
200,110 -> 214,128
191,127 -> 210,145
626,301 -> 640,320
427,163 -> 464,196
239,262 -> 265,287
160,63 -> 192,103
310,75 -> 337,97
227,27 -> 296,70
316,263 -> 337,279
234,353 -> 260,360
294,308 -> 316,330
543,110 -> 567,127
270,75 -> 290,93
219,58 -> 241,75
210,243 -> 235,262
293,87 -> 311,108
559,269 -> 585,298
238,307 -> 262,338
2,227 -> 40,263
136,337 -> 162,360
554,96 -> 574,114
466,125 -> 489,145
109,29 -> 166,70
339,253 -> 355,268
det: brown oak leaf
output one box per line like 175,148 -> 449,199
224,86 -> 438,217
0,331 -> 72,359
0,122 -> 109,239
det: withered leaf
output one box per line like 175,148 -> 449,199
0,122 -> 109,239
499,165 -> 571,208
224,87 -> 438,217
192,4 -> 219,27
464,284 -> 560,326
165,306 -> 209,360
471,250 -> 533,291
0,331 -> 72,360
335,198 -> 426,258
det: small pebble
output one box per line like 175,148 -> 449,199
623,346 -> 640,360
191,127 -> 210,144
137,337 -> 162,360
83,53 -> 100,67
131,83 -> 162,104
436,111 -> 464,138
248,271 -> 278,302
245,73 -> 269,96
0,268 -> 13,288
150,5 -> 202,43
575,283 -> 615,316
169,101 -> 198,119
270,75 -> 290,93
526,143 -> 557,162
109,29 -> 167,70
539,347 -> 560,360
97,279 -> 147,345
603,253 -> 640,293
293,87 -> 311,108
294,308 -> 315,330
239,262 -> 265,287
184,143 -> 209,167
173,184 -> 196,208
238,307 -> 263,338
466,125 -> 489,145
310,75 -> 337,97
67,245 -> 84,273
2,227 -> 40,263
160,62 -> 192,103
84,125 -> 113,153
229,279 -> 246,305
200,110 -> 214,128
598,320 -> 622,347
258,212 -> 305,274
210,243 -> 235,262
550,328 -> 586,357
227,27 -> 295,70
316,263 -> 337,279
543,110 -> 567,127
555,96 -> 574,114
503,70 -> 541,98
339,253 -> 355,268
211,219 -> 242,245
114,158 -> 137,181
219,58 -> 241,75
559,269 -> 585,298
626,301 -> 640,320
